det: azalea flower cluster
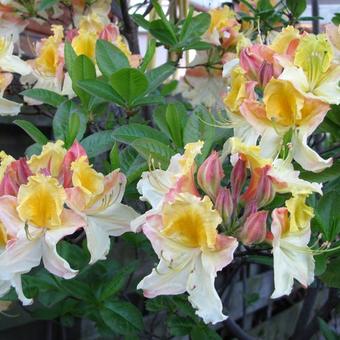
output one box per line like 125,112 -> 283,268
178,6 -> 251,108
224,26 -> 339,172
0,7 -> 140,113
0,140 -> 138,305
131,138 -> 321,324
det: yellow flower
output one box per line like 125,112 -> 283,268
286,195 -> 314,234
35,25 -> 64,77
115,36 -> 132,58
161,193 -> 221,250
28,140 -> 66,177
17,174 -> 66,229
271,26 -> 301,55
78,13 -> 105,34
72,30 -> 97,59
208,6 -> 236,34
71,156 -> 104,197
264,79 -> 305,127
0,151 -> 14,182
178,141 -> 204,174
224,67 -> 247,114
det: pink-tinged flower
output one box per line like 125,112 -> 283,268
197,151 -> 224,201
270,195 -> 315,298
132,142 -> 203,232
239,44 -> 282,83
0,174 -> 85,305
99,23 -> 119,42
0,72 -> 22,116
61,140 -> 87,188
137,193 -> 238,324
65,158 -> 139,264
239,210 -> 268,245
0,158 -> 32,196
215,187 -> 233,226
230,158 -> 247,203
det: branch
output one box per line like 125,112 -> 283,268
224,317 -> 257,340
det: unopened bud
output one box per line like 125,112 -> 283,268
239,210 -> 268,245
231,158 -> 247,202
215,187 -> 234,226
259,61 -> 274,88
197,151 -> 224,201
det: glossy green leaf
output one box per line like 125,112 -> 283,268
14,120 -> 48,145
165,103 -> 187,148
81,130 -> 115,158
21,89 -> 66,107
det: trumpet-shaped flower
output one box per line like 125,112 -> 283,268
0,72 -> 22,116
0,36 -> 30,75
0,150 -> 14,182
279,34 -> 340,105
137,193 -> 238,324
325,24 -> 340,64
270,195 -> 315,298
0,174 -> 85,305
28,140 -> 66,178
65,156 -> 139,264
240,79 -> 332,172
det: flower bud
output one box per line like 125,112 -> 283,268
197,151 -> 224,201
259,61 -> 274,88
99,24 -> 119,43
239,210 -> 268,245
231,158 -> 247,202
215,187 -> 234,226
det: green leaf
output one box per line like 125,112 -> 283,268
153,105 -> 172,139
320,257 -> 340,288
131,95 -> 165,107
191,326 -> 222,340
77,79 -> 125,106
81,131 -> 115,158
109,142 -> 120,170
286,0 -> 306,18
95,40 -> 130,78
160,80 -> 178,96
167,315 -> 195,336
99,264 -> 136,300
71,55 -> 96,108
146,63 -> 176,93
52,101 -> 87,145
314,191 -> 340,242
25,143 -> 42,157
37,0 -> 58,11
246,255 -> 273,267
111,68 -> 149,105
315,254 -> 327,276
318,318 -> 339,340
126,156 -> 148,183
149,20 -> 178,46
332,13 -> 340,26
14,120 -> 48,145
140,39 -> 156,72
165,103 -> 187,148
180,12 -> 210,43
131,14 -> 150,30
131,137 -> 175,168
60,280 -> 93,301
100,301 -> 143,335
64,42 -> 77,78
182,41 -> 212,51
151,0 -> 177,43
21,89 -> 66,107
113,123 -> 169,144
179,6 -> 194,41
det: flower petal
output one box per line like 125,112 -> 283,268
0,96 -> 22,116
0,55 -> 31,76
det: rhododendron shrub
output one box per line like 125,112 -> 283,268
0,0 -> 339,339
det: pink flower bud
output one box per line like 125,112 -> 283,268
215,187 -> 234,225
239,210 -> 268,245
65,29 -> 78,43
259,61 -> 274,88
61,140 -> 87,187
0,173 -> 19,196
241,165 -> 275,208
197,151 -> 224,201
231,158 -> 247,202
100,24 -> 119,43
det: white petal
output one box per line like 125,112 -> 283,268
11,273 -> 33,305
43,226 -> 80,279
292,132 -> 333,173
0,97 -> 22,116
187,238 -> 237,324
88,203 -> 139,237
279,65 -> 309,94
314,66 -> 340,105
0,55 -> 31,76
85,216 -> 111,264
259,128 -> 282,159
222,58 -> 239,78
0,280 -> 10,297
